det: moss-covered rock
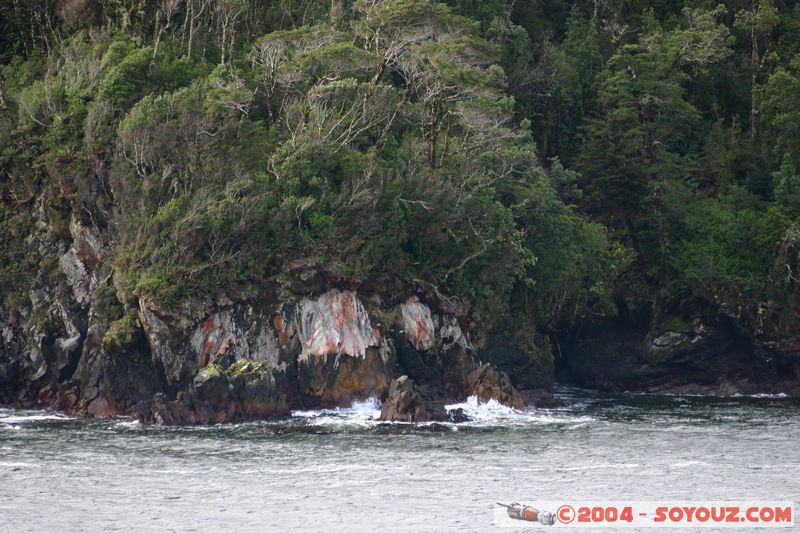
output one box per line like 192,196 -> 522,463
228,361 -> 291,420
100,313 -> 142,355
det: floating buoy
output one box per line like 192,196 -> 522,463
497,502 -> 556,525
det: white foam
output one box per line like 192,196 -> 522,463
114,419 -> 141,429
670,460 -> 705,468
0,412 -> 70,424
732,392 -> 789,399
446,396 -> 595,427
288,395 -> 594,429
0,461 -> 39,469
291,397 -> 381,428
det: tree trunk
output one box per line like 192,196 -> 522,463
153,11 -> 162,59
187,0 -> 194,59
750,0 -> 759,144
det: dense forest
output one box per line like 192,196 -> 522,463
1,0 -> 799,395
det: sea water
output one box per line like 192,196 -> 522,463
1,386 -> 798,532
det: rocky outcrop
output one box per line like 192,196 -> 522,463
379,375 -> 447,422
3,255 -> 528,425
468,364 -> 524,409
0,142 -> 533,425
137,361 -> 291,425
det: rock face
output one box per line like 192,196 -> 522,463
274,290 -> 393,407
2,271 -> 526,424
559,314 -> 800,396
0,161 -> 531,425
401,296 -> 435,351
137,362 -> 291,425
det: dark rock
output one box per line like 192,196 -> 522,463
96,318 -> 165,415
374,422 -> 454,433
446,407 -> 471,423
190,365 -> 238,424
379,375 -> 448,422
228,360 -> 291,420
559,313 -> 800,396
136,362 -> 291,425
6,284 -> 552,425
467,364 -> 524,409
393,334 -> 443,390
296,345 -> 394,407
137,393 -> 197,425
441,344 -> 478,401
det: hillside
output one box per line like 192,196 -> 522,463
1,0 -> 799,422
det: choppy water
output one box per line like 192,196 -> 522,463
1,386 -> 798,532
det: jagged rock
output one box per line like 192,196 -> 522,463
379,375 -> 447,422
468,364 -> 524,409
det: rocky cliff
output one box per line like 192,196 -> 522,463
0,220 -> 529,424
557,310 -> 800,396
3,200 -> 798,425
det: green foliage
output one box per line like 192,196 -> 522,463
773,156 -> 800,215
92,285 -> 124,327
669,188 -> 791,296
4,0 -> 800,349
760,67 -> 800,166
98,45 -> 153,106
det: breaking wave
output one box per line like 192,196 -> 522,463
287,395 -> 594,431
290,397 -> 382,429
445,396 -> 595,428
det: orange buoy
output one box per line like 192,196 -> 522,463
498,502 -> 556,525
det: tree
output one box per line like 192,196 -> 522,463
760,63 -> 800,167
773,155 -> 800,215
578,6 -> 732,280
735,0 -> 779,143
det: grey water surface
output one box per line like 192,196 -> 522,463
1,386 -> 798,532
